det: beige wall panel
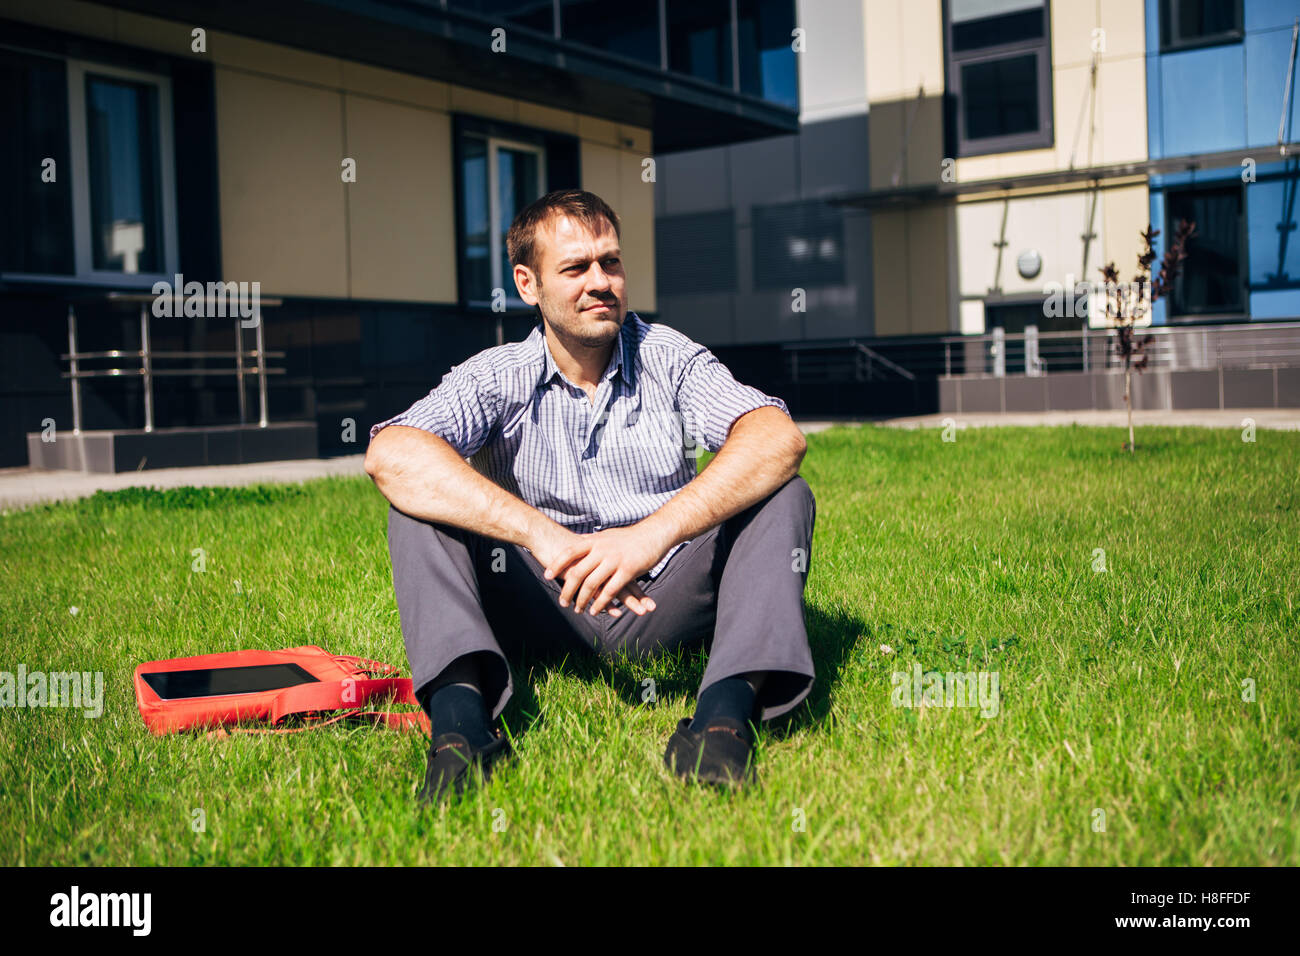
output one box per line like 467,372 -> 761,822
520,101 -> 579,135
865,0 -> 904,101
1050,0 -> 1098,71
580,141 -> 620,209
1099,0 -> 1147,59
214,69 -> 348,296
905,0 -> 946,96
208,32 -> 342,87
907,204 -> 952,334
1057,191 -> 1100,285
344,94 -> 455,302
579,115 -> 621,148
956,200 -> 1006,298
618,152 -> 656,314
904,96 -> 947,187
449,86 -> 517,122
618,124 -> 652,155
957,147 -> 1055,183
1049,62 -> 1093,168
960,298 -> 985,335
868,97 -> 907,190
339,61 -> 449,110
1097,57 -> 1148,164
871,210 -> 911,336
1100,184 -> 1151,282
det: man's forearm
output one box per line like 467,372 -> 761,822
365,425 -> 557,549
640,407 -> 806,552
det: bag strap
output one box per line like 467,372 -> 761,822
218,677 -> 431,737
331,654 -> 401,678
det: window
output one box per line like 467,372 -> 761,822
738,0 -> 797,109
0,52 -> 178,284
1159,0 -> 1243,54
667,0 -> 732,87
454,117 -> 577,310
560,0 -> 661,67
1166,183 -> 1246,316
460,133 -> 546,308
944,0 -> 1053,157
752,200 -> 844,290
449,1 -> 556,35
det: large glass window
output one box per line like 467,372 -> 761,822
84,75 -> 164,274
1159,0 -> 1243,54
458,131 -> 547,308
667,0 -> 732,87
738,0 -> 797,109
449,1 -> 556,35
944,0 -> 1052,157
560,0 -> 661,67
1166,184 -> 1246,316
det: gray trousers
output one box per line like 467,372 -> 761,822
385,474 -> 817,724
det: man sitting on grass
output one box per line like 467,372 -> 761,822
364,189 -> 816,803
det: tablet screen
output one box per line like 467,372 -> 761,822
141,663 -> 319,700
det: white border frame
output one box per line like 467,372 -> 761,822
468,133 -> 547,307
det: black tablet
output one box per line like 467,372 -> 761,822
141,663 -> 320,700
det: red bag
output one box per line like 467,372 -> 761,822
133,645 -> 430,737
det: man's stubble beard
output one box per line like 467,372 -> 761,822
535,274 -> 623,350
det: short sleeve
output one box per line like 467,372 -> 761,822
368,362 -> 500,458
675,346 -> 791,453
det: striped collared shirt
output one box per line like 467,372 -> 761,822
369,311 -> 791,579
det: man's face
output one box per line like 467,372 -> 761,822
514,214 -> 626,349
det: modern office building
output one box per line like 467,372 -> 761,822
0,0 -> 799,468
660,0 -> 1300,415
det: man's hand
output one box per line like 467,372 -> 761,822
532,523 -> 669,618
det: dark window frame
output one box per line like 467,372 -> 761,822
451,113 -> 580,314
942,0 -> 1054,159
1163,179 -> 1250,320
1158,0 -> 1244,55
0,40 -> 183,287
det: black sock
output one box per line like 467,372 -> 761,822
421,682 -> 494,748
690,675 -> 758,733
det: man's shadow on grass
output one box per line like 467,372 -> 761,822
497,602 -> 865,743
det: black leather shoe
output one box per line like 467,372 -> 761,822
418,727 -> 512,805
663,716 -> 757,788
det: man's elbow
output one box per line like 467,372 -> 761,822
789,426 -> 807,470
363,434 -> 389,481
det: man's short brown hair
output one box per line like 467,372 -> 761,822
506,189 -> 621,279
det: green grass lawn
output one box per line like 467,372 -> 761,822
2,424 -> 1297,865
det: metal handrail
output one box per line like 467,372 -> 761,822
939,321 -> 1300,379
62,294 -> 284,433
783,339 -> 918,382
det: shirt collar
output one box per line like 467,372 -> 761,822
535,312 -> 636,392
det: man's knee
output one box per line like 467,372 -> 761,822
775,474 -> 815,518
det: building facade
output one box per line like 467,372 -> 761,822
0,0 -> 799,467
655,0 -> 1299,414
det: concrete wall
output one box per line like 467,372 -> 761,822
940,367 -> 1300,413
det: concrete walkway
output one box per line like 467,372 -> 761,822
2,409 -> 1295,512
0,454 -> 368,513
